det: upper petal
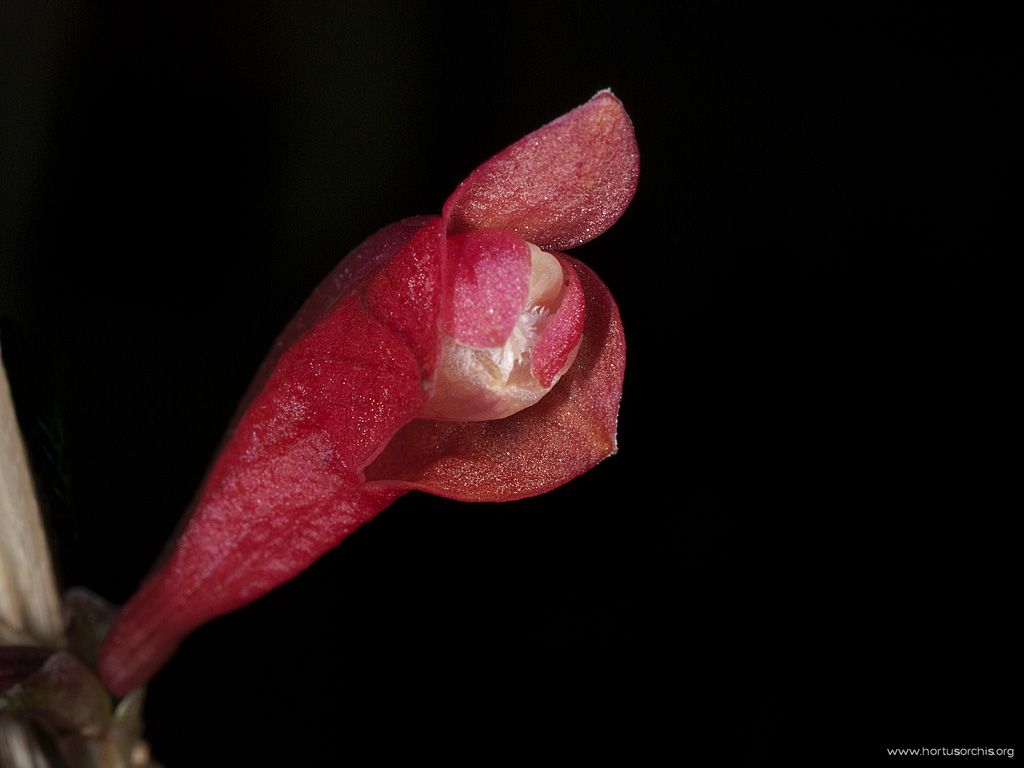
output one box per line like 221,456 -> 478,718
443,90 -> 639,252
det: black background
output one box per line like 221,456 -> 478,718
1,2 -> 1014,765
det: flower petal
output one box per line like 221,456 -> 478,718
531,254 -> 586,388
99,219 -> 446,696
443,90 -> 639,252
363,256 -> 625,501
445,229 -> 531,348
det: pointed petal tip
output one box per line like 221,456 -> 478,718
591,87 -> 621,103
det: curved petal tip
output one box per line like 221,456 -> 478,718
444,90 -> 640,252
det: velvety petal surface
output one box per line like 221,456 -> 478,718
531,254 -> 586,387
364,219 -> 447,377
231,216 -> 438,423
443,90 -> 639,252
99,220 -> 447,696
445,230 -> 531,348
98,91 -> 639,697
364,257 -> 625,501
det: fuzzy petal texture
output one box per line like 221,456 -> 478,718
443,90 -> 639,252
531,254 -> 586,388
364,257 -> 625,501
99,93 -> 638,696
445,230 -> 531,348
99,219 -> 445,696
232,216 -> 438,422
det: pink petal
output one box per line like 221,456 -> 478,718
230,216 -> 437,424
363,256 -> 625,501
365,218 -> 447,377
443,90 -> 640,252
445,229 -> 531,348
99,219 -> 445,696
99,486 -> 405,697
531,254 -> 586,387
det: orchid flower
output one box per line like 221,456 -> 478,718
98,90 -> 639,696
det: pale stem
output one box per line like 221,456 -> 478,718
0,345 -> 62,644
1,343 -> 63,767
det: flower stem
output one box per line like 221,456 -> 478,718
1,343 -> 62,767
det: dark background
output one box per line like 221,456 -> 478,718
1,2 -> 1013,765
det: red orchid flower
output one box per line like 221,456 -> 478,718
98,90 -> 639,696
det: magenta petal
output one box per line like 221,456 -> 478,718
445,230 -> 531,347
99,219 -> 446,696
365,218 -> 448,378
363,256 -> 625,501
99,93 -> 639,696
532,254 -> 586,387
229,216 -> 437,424
443,90 -> 639,252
